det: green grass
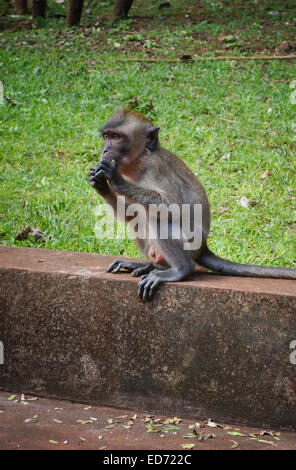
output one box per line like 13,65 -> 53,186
0,0 -> 295,267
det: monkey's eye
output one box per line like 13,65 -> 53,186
102,133 -> 108,140
112,133 -> 121,141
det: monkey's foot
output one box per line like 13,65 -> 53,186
137,273 -> 163,300
131,262 -> 155,277
107,260 -> 154,275
137,263 -> 194,300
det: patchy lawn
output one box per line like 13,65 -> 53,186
0,0 -> 295,267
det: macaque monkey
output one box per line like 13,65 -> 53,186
88,108 -> 296,299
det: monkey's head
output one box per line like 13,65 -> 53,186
99,108 -> 160,172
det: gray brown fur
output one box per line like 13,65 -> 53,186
88,109 -> 296,299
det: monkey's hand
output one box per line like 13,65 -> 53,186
95,160 -> 125,192
88,166 -> 111,195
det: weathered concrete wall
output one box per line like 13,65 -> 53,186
0,246 -> 295,429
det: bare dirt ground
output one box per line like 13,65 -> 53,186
0,391 -> 295,450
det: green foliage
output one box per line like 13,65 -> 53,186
0,0 -> 8,17
0,0 -> 295,267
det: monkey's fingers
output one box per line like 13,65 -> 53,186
88,173 -> 97,186
96,167 -> 113,182
96,160 -> 113,172
89,173 -> 104,188
107,259 -> 131,273
107,260 -> 143,273
138,274 -> 161,300
148,280 -> 161,298
95,169 -> 105,178
89,168 -> 99,180
107,260 -> 120,272
97,159 -> 117,169
90,166 -> 109,184
137,274 -> 148,298
97,160 -> 117,176
143,279 -> 155,300
132,263 -> 154,277
109,261 -> 128,273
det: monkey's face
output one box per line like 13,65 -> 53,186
99,109 -> 160,176
100,130 -> 131,169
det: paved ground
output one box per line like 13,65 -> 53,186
0,392 -> 295,450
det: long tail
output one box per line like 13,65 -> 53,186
197,246 -> 296,280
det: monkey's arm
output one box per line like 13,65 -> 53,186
96,160 -> 170,206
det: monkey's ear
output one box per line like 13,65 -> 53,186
146,126 -> 160,151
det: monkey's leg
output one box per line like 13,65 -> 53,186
137,242 -> 195,300
107,259 -> 154,275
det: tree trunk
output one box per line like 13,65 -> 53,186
32,0 -> 46,18
15,0 -> 27,15
65,0 -> 84,26
114,0 -> 134,18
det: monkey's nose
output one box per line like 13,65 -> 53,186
100,149 -> 111,159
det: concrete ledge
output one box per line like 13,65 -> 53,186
0,246 -> 295,430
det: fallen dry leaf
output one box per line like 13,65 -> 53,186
260,170 -> 271,179
181,443 -> 195,449
122,424 -> 131,429
14,226 -> 32,241
218,205 -> 228,214
230,440 -> 239,448
250,438 -> 277,446
238,196 -> 249,208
